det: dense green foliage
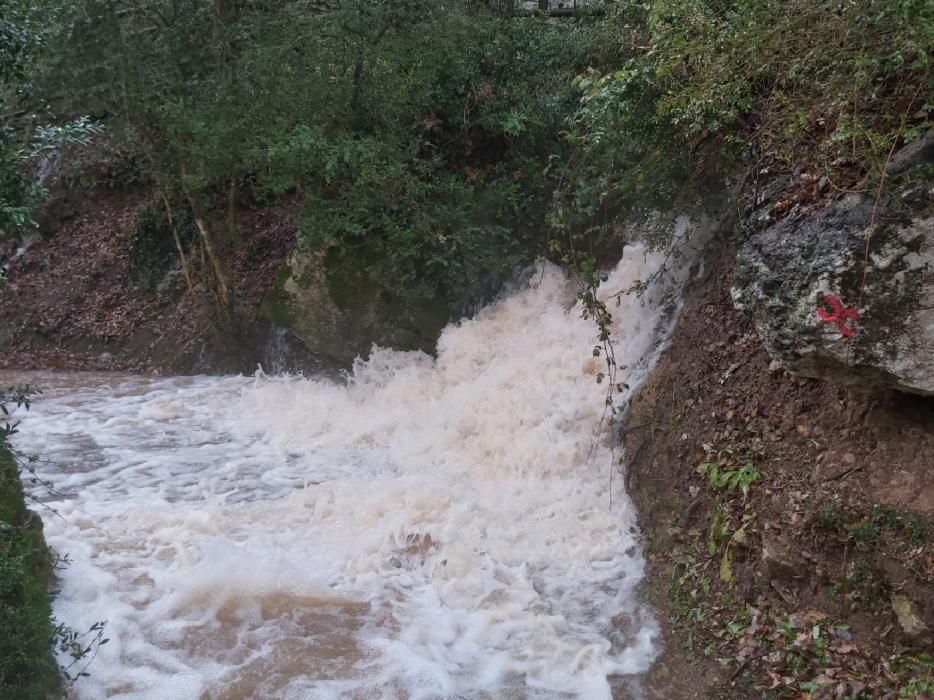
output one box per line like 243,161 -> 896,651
0,388 -> 59,700
561,0 -> 933,240
34,0 -> 606,321
0,447 -> 59,700
0,0 -> 44,240
1,0 -> 103,243
7,0 -> 930,331
546,0 -> 932,372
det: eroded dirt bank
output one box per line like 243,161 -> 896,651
0,190 -> 304,374
628,238 -> 934,698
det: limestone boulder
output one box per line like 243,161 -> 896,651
732,136 -> 934,395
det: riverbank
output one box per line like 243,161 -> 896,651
3,248 -> 688,697
0,189 -> 306,375
628,240 -> 934,698
0,444 -> 59,699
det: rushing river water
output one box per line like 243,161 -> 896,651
4,240 -> 698,700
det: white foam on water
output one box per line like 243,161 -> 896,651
7,237 -> 699,700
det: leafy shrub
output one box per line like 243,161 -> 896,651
644,0 -> 932,172
245,7 -> 603,313
35,0 -> 604,315
558,0 -> 934,256
0,387 -> 59,699
56,132 -> 152,193
697,460 -> 763,498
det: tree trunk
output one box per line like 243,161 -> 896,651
160,192 -> 196,298
180,167 -> 233,315
192,212 -> 232,312
226,178 -> 240,246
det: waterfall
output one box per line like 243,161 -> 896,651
8,228 -> 703,700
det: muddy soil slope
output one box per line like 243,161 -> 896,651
0,191 -> 300,374
630,239 -> 934,699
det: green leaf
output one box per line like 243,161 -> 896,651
719,549 -> 733,583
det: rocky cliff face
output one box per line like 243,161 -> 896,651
262,248 -> 450,366
732,133 -> 934,395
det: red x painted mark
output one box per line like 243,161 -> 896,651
817,294 -> 861,337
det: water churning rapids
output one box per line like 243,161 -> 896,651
6,240 -> 698,700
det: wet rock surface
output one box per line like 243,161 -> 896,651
262,247 -> 451,366
732,134 -> 934,395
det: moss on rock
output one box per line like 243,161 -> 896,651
0,446 -> 60,700
261,245 -> 450,366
